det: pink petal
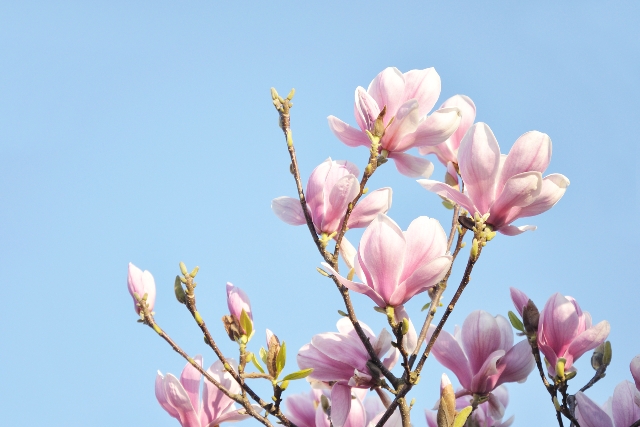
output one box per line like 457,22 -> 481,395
155,372 -> 180,420
417,179 -> 476,213
164,374 -> 201,427
469,349 -> 506,393
367,67 -> 405,120
489,171 -> 542,228
418,140 -> 457,165
631,355 -> 640,391
496,340 -> 535,385
394,306 -> 417,354
510,287 -> 530,317
576,392 -> 613,427
297,343 -> 356,382
487,392 -> 506,420
321,262 -> 386,308
285,392 -> 318,427
328,116 -> 371,148
461,311 -> 503,374
338,237 -> 357,271
306,159 -> 334,222
403,67 -> 441,116
211,407 -> 253,425
344,393 -> 366,427
141,269 -> 156,312
458,123 -> 502,214
311,332 -> 369,369
323,174 -> 360,232
180,355 -> 203,415
497,224 -> 537,236
388,152 -> 434,178
354,86 -> 380,131
330,383 -> 352,427
271,196 -> 306,226
540,293 -> 580,358
401,216 -> 448,282
431,329 -> 473,389
383,99 -> 422,152
497,131 -> 552,192
425,410 -> 438,427
496,315 -> 514,351
566,320 -> 610,364
612,380 -> 640,427
396,255 -> 451,305
510,173 -> 570,220
438,95 -> 476,151
348,187 -> 392,229
410,107 -> 462,149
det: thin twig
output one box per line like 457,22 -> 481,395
398,398 -> 410,427
579,366 -> 606,393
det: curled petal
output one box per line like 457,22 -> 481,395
328,116 -> 371,148
384,99 -> 422,151
272,196 -> 306,226
511,173 -> 570,220
396,255 -> 452,304
411,107 -> 462,148
489,171 -> 542,228
321,262 -> 386,308
566,320 -> 611,364
354,86 -> 380,131
497,340 -> 535,385
417,179 -> 476,214
348,187 -> 393,229
469,349 -> 506,393
498,131 -> 552,191
155,372 -> 180,420
403,67 -> 441,116
388,152 -> 434,178
497,224 -> 537,236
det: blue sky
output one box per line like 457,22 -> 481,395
0,2 -> 638,426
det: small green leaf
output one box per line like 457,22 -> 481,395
281,368 -> 314,382
508,311 -> 524,332
276,341 -> 287,377
249,352 -> 265,373
240,308 -> 253,338
421,302 -> 431,312
337,310 -> 348,317
259,347 -> 267,364
174,276 -> 187,304
452,406 -> 472,427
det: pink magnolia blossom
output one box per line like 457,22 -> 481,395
155,356 -> 255,427
429,310 -> 534,404
419,122 -> 570,235
425,385 -> 513,427
322,214 -> 451,308
285,389 -> 367,427
272,158 -> 392,234
127,262 -> 156,314
327,67 -> 462,178
536,292 -> 610,377
419,95 -> 477,167
226,282 -> 252,332
297,318 -> 398,427
575,381 -> 640,427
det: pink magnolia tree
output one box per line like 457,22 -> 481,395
127,67 -> 640,427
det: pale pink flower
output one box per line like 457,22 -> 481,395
297,318 -> 398,427
322,214 -> 451,308
272,158 -> 392,234
419,95 -> 477,167
226,282 -> 252,332
537,293 -> 610,377
418,122 -> 570,235
425,385 -> 513,427
285,389 -> 367,427
155,356 -> 255,427
575,381 -> 640,427
430,311 -> 534,402
328,67 -> 462,178
631,355 -> 640,392
127,262 -> 156,314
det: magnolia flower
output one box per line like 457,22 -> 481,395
297,318 -> 398,427
425,385 -> 513,427
226,282 -> 252,326
328,67 -> 461,178
322,214 -> 451,308
419,123 -> 570,235
419,95 -> 477,167
534,292 -> 610,377
429,310 -> 534,414
285,389 -> 367,427
272,158 -> 392,235
575,381 -> 640,427
631,355 -> 640,393
155,356 -> 254,427
127,262 -> 156,314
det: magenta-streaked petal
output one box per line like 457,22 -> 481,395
164,374 -> 201,427
461,311 -> 503,374
359,214 -> 406,303
156,372 -> 180,420
311,332 -> 369,369
272,196 -> 307,226
180,355 -> 203,414
330,383 -> 352,427
431,329 -> 473,389
498,131 -> 552,191
410,107 -> 461,149
348,187 -> 392,229
487,392 -> 506,420
396,255 -> 451,305
511,173 -> 570,220
321,262 -> 386,308
612,381 -> 640,427
383,99 -> 422,152
328,116 -> 371,148
541,293 -> 580,357
388,152 -> 434,178
497,340 -> 535,385
469,349 -> 506,393
354,86 -> 381,131
417,179 -> 476,213
323,174 -> 360,232
566,320 -> 610,364
510,287 -> 530,317
439,95 -> 476,150
489,171 -> 542,228
367,67 -> 405,120
297,343 -> 356,382
403,67 -> 441,116
576,392 -> 613,427
495,315 -> 514,351
631,355 -> 640,391
402,216 -> 447,281
285,392 -> 318,427
226,283 -> 252,323
458,123 -> 501,214
497,224 -> 537,235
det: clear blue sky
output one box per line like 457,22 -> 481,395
1,2 -> 638,426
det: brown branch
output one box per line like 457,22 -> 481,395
579,366 -> 606,393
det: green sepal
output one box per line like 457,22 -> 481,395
174,276 -> 187,304
508,311 -> 524,332
421,302 -> 431,312
276,341 -> 287,378
249,352 -> 265,373
240,308 -> 253,338
281,368 -> 314,382
452,406 -> 472,427
259,347 -> 268,364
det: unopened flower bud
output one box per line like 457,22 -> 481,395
266,329 -> 281,378
522,299 -> 540,335
127,263 -> 156,315
437,373 -> 456,427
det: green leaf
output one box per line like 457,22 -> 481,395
452,406 -> 472,427
337,310 -> 348,317
420,302 -> 431,312
508,311 -> 524,332
276,341 -> 287,377
174,276 -> 187,304
281,368 -> 314,382
249,352 -> 265,373
240,308 -> 253,338
259,347 -> 267,364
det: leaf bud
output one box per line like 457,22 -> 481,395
401,318 -> 410,335
174,276 -> 187,304
508,311 -> 524,332
179,262 -> 188,276
190,266 -> 199,278
522,299 -> 540,335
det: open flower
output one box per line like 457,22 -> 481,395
537,293 -> 610,378
575,381 -> 640,427
127,262 -> 156,314
419,122 -> 570,235
322,214 -> 451,308
272,158 -> 392,235
429,310 -> 534,408
155,356 -> 255,427
297,318 -> 398,427
328,67 -> 461,178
